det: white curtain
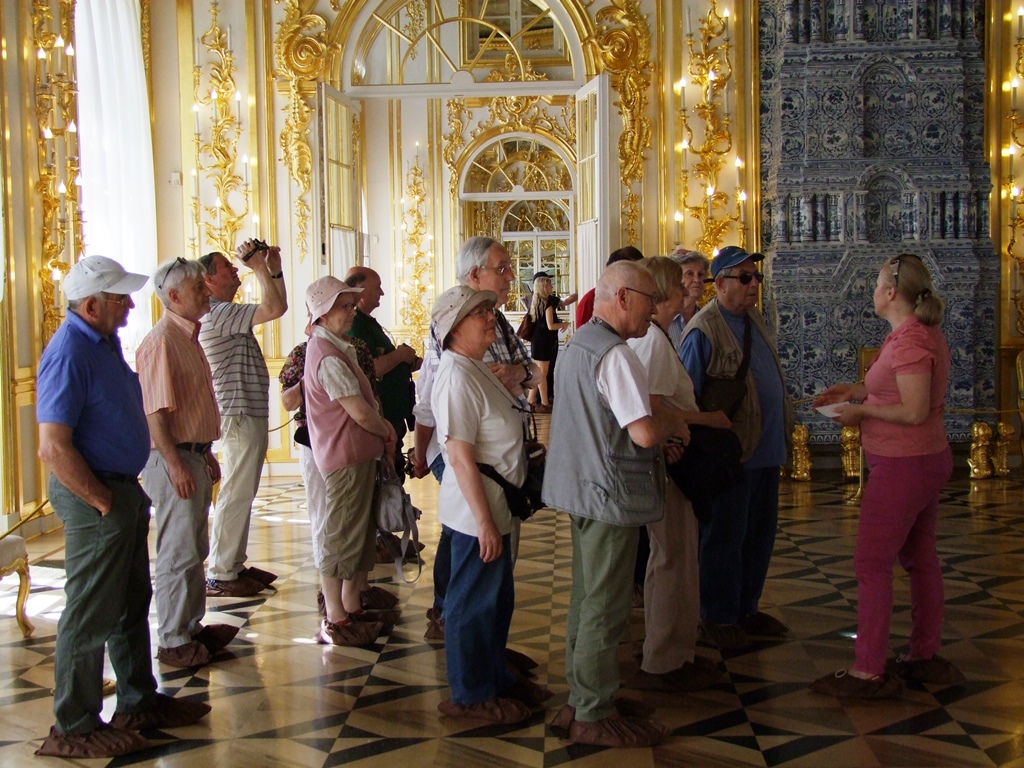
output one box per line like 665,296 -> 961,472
76,0 -> 157,355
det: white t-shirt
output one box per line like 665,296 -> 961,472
628,326 -> 698,412
594,343 -> 654,428
433,351 -> 526,537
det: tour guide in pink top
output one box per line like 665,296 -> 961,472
811,253 -> 964,699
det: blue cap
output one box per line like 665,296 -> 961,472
710,245 -> 764,278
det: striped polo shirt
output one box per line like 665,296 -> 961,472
137,310 -> 221,444
198,299 -> 269,418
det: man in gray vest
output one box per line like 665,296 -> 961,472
679,245 -> 792,650
543,261 -> 691,748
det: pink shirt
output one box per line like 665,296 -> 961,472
137,311 -> 221,445
861,318 -> 949,458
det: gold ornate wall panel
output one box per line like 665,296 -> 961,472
588,0 -> 652,245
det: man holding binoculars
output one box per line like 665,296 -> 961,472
198,238 -> 289,598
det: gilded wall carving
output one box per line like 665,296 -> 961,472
274,0 -> 339,262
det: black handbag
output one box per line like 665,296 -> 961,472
478,440 -> 546,521
698,314 -> 752,420
666,425 -> 743,516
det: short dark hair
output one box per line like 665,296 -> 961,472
198,252 -> 221,275
607,246 -> 644,266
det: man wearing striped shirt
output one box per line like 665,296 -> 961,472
138,258 -> 238,668
198,241 -> 288,597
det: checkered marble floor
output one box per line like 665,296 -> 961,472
2,472 -> 1024,767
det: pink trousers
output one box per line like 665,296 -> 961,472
852,446 -> 952,675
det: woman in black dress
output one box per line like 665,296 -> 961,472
527,272 -> 575,412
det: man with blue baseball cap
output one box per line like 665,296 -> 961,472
679,245 -> 794,650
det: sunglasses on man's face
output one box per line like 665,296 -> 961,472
720,271 -> 764,285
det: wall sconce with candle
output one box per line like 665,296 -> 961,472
33,0 -> 81,343
677,0 -> 745,256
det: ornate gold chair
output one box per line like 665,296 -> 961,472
0,533 -> 34,637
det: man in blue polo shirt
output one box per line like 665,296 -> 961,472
36,256 -> 210,758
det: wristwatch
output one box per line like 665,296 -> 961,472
520,362 -> 532,386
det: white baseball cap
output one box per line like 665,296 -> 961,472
63,256 -> 149,301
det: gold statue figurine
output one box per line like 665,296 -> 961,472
991,422 -> 1014,478
967,421 -> 993,480
790,423 -> 811,482
840,425 -> 861,480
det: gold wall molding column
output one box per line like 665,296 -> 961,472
588,0 -> 652,245
274,0 -> 338,263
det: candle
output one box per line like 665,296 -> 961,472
242,154 -> 250,185
193,103 -> 200,135
252,214 -> 259,240
674,210 -> 682,243
724,85 -> 730,115
707,185 -> 715,218
687,7 -> 693,36
680,77 -> 686,109
54,35 -> 64,74
735,155 -> 742,188
681,138 -> 689,167
37,48 -> 46,84
739,190 -> 748,222
1011,147 -> 1016,180
192,168 -> 199,198
1014,78 -> 1019,111
235,90 -> 242,123
1018,7 -> 1023,38
194,36 -> 201,67
227,25 -> 232,51
58,180 -> 67,221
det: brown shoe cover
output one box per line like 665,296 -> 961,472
239,565 -> 278,586
424,618 -> 445,641
157,641 -> 211,668
351,608 -> 400,633
205,577 -> 265,598
317,589 -> 327,618
549,703 -> 575,734
437,696 -> 531,724
110,693 -> 211,730
359,586 -> 399,610
194,623 -> 239,653
629,662 -> 722,693
568,714 -> 666,748
316,618 -> 382,647
35,724 -> 151,758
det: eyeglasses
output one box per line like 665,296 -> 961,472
466,305 -> 496,318
721,271 -> 764,285
624,287 -> 657,306
157,257 -> 189,290
480,264 -> 514,277
889,256 -> 902,287
100,293 -> 130,306
337,301 -> 358,312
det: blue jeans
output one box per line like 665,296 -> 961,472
429,454 -> 449,616
444,527 -> 516,705
50,475 -> 158,734
698,465 -> 780,625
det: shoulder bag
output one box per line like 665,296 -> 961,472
515,312 -> 535,341
373,458 -> 422,583
698,313 -> 751,420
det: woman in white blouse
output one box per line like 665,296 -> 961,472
627,256 -> 730,693
430,285 -> 551,724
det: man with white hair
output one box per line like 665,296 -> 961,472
138,258 -> 239,668
411,236 -> 540,642
544,261 -> 691,748
36,256 -> 209,758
